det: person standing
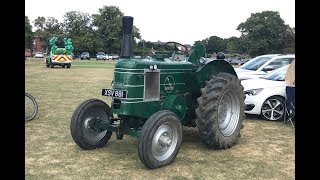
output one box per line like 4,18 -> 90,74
285,59 -> 295,117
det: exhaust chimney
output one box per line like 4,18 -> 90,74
120,16 -> 133,59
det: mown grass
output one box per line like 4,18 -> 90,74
25,58 -> 295,179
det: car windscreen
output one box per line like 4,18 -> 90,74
240,56 -> 273,71
97,52 -> 105,55
262,65 -> 288,81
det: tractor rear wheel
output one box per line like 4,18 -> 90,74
138,110 -> 183,169
70,98 -> 113,150
195,72 -> 245,149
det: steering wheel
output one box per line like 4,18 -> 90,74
165,41 -> 189,54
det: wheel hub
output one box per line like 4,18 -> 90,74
151,124 -> 178,161
262,98 -> 284,120
217,89 -> 240,136
83,117 -> 107,141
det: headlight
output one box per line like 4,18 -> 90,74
244,88 -> 263,96
111,80 -> 114,87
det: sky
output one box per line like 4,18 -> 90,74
25,0 -> 295,45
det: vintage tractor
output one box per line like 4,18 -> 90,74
70,16 -> 245,169
45,37 -> 74,68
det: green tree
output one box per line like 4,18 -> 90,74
25,16 -> 34,49
33,16 -> 63,53
207,36 -> 227,54
237,11 -> 288,56
62,11 -> 94,54
33,16 -> 46,30
282,26 -> 295,53
92,5 -> 141,54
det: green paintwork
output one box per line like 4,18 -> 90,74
111,58 -> 194,119
161,95 -> 186,120
151,53 -> 170,61
104,43 -> 238,137
192,60 -> 238,92
188,44 -> 206,66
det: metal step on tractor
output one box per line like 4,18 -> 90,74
70,16 -> 245,169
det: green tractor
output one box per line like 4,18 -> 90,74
70,16 -> 245,169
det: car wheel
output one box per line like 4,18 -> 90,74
260,96 -> 285,121
81,58 -> 83,60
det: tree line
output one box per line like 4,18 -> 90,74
25,5 -> 294,58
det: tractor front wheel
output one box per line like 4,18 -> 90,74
70,99 -> 113,150
195,72 -> 245,149
138,110 -> 183,169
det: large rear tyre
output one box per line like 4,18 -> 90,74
195,72 -> 245,149
70,99 -> 113,150
138,110 -> 183,169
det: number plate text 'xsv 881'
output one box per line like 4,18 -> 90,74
102,89 -> 127,98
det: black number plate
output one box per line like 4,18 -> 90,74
102,89 -> 127,98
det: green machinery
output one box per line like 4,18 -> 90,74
45,37 -> 74,68
70,16 -> 245,169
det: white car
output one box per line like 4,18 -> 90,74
34,52 -> 44,58
241,65 -> 289,121
235,54 -> 294,80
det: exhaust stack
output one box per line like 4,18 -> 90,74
120,16 -> 133,59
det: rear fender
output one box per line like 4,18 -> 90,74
193,60 -> 238,91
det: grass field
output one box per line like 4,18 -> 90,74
25,58 -> 295,179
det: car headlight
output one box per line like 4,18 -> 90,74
244,88 -> 263,96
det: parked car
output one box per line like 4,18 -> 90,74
109,54 -> 119,60
96,52 -> 107,60
235,54 -> 294,80
25,51 -> 32,57
241,65 -> 289,121
225,58 -> 242,65
34,52 -> 44,58
80,52 -> 90,60
239,59 -> 250,65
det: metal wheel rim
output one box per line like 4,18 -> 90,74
261,98 -> 284,121
82,109 -> 108,141
218,89 -> 240,136
151,123 -> 178,161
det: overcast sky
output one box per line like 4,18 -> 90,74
25,0 -> 295,45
